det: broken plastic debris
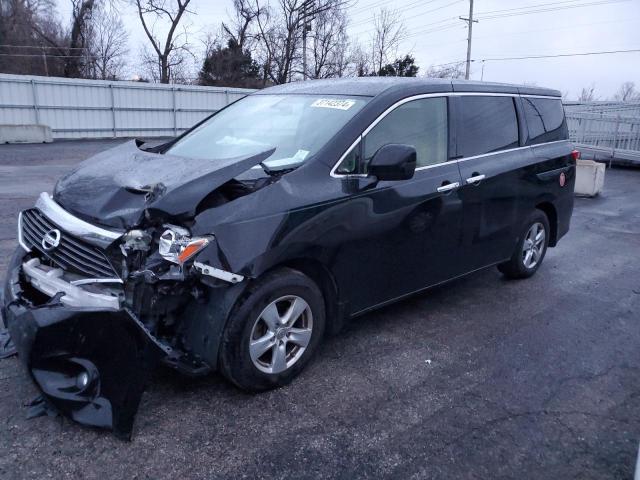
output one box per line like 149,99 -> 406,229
25,396 -> 59,419
0,329 -> 17,359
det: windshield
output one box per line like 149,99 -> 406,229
166,94 -> 368,170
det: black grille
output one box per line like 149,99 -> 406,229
21,208 -> 119,279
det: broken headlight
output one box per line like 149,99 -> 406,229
158,226 -> 211,265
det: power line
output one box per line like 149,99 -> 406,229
351,0 -> 465,32
0,53 -> 97,59
479,48 -> 640,62
474,0 -> 607,16
0,44 -> 89,51
404,17 -> 634,52
362,0 -> 631,41
471,17 -> 636,42
427,48 -> 640,75
403,16 -> 636,68
349,0 -> 460,28
476,0 -> 630,20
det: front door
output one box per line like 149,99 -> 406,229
331,96 -> 466,314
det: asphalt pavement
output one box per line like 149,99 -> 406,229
0,140 -> 639,479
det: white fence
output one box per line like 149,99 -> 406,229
565,101 -> 640,164
0,73 -> 255,139
1,75 -> 639,162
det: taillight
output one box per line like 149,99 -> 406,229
571,149 -> 580,161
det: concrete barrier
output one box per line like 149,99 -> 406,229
0,124 -> 53,144
575,159 -> 605,197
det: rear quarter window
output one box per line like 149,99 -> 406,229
522,97 -> 568,145
457,96 -> 519,158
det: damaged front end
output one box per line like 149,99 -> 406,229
2,186 -> 249,439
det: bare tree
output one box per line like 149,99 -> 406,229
0,0 -> 67,76
578,85 -> 596,102
346,41 -> 370,76
65,0 -> 98,77
223,0 -> 260,51
425,62 -> 464,79
0,0 -> 131,79
254,0 -> 302,84
309,1 -> 349,79
252,0 -> 350,84
133,0 -> 194,83
88,3 -> 128,79
370,8 -> 404,74
613,81 -> 638,101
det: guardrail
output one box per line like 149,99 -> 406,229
0,73 -> 255,139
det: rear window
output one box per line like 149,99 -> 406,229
522,97 -> 568,145
457,96 -> 519,158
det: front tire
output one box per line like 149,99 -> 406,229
498,210 -> 550,279
219,268 -> 325,392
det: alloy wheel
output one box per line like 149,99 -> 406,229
249,295 -> 313,374
522,222 -> 546,269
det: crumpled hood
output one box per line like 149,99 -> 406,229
53,140 -> 273,229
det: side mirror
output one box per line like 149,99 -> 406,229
368,144 -> 417,181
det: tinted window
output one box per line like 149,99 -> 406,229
363,97 -> 448,170
522,97 -> 567,144
457,96 -> 519,158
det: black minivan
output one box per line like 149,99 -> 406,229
2,78 -> 576,437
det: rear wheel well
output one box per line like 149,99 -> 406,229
536,202 -> 558,246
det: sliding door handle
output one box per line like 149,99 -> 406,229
437,182 -> 460,193
466,174 -> 486,184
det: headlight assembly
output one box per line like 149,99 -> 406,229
158,226 -> 211,265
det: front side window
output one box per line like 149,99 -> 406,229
457,96 -> 519,158
167,94 -> 368,170
336,97 -> 448,174
522,97 -> 568,145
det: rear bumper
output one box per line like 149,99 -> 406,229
2,248 -> 160,439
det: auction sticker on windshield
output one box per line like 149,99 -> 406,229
311,98 -> 356,110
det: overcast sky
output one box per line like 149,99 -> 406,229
57,0 -> 640,99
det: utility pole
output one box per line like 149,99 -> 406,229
298,0 -> 315,80
459,0 -> 478,80
41,48 -> 49,76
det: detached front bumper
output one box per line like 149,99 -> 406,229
2,249 -> 161,439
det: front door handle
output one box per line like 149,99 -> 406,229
437,182 -> 460,193
466,174 -> 486,184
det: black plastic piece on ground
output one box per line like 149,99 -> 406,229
163,352 -> 211,377
25,395 -> 58,419
0,329 -> 17,359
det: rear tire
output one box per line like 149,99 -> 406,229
219,268 -> 325,392
498,210 -> 550,279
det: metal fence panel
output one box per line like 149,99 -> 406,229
0,73 -> 255,139
3,75 -> 639,160
565,101 -> 640,162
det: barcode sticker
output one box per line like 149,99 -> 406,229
310,98 -> 356,110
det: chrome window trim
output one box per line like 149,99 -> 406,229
457,139 -> 570,163
329,92 -> 565,178
35,192 -> 123,246
520,94 -> 564,100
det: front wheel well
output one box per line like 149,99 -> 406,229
274,259 -> 344,335
535,202 -> 558,246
